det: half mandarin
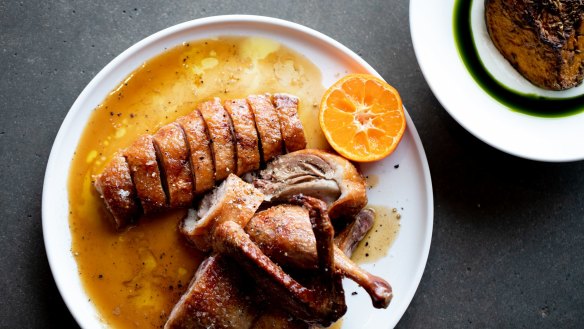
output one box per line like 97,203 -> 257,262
319,74 -> 406,162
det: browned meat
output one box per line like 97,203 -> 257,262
485,0 -> 584,90
170,199 -> 374,328
334,208 -> 375,257
250,209 -> 373,329
124,135 -> 167,214
180,174 -> 264,252
176,109 -> 215,194
247,94 -> 283,163
245,204 -> 392,309
93,153 -> 140,229
198,98 -> 237,181
252,149 -> 367,222
272,93 -> 306,153
153,122 -> 194,208
95,94 -> 305,227
223,99 -> 261,175
251,310 -> 311,329
164,254 -> 259,329
213,196 -> 346,327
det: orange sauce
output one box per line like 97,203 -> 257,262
68,37 -> 326,328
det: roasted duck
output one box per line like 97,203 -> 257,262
167,192 -> 378,329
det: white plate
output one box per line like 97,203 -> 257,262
410,0 -> 584,162
43,15 -> 433,329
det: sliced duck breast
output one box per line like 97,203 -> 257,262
223,99 -> 261,175
176,109 -> 215,195
272,93 -> 306,152
124,134 -> 167,214
247,94 -> 283,163
198,98 -> 237,181
153,122 -> 194,208
93,152 -> 140,229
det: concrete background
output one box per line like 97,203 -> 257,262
1,0 -> 583,328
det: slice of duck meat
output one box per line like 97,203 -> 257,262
153,122 -> 194,208
272,93 -> 306,153
247,94 -> 283,163
164,254 -> 259,329
334,208 -> 375,257
198,98 -> 236,182
176,109 -> 215,195
252,149 -> 367,222
93,153 -> 140,229
223,99 -> 261,175
124,135 -> 167,214
181,174 -> 264,252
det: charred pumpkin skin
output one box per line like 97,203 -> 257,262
485,0 -> 584,91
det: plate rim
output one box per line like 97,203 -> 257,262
43,14 -> 434,328
409,0 -> 584,162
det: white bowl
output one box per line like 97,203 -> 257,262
411,0 -> 584,162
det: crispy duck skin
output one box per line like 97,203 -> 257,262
250,210 -> 372,329
247,94 -> 283,163
164,254 -> 259,329
169,198 -> 374,329
213,196 -> 346,327
176,109 -> 215,194
246,204 -> 392,309
223,99 -> 261,175
93,153 -> 140,229
124,135 -> 167,214
153,122 -> 194,208
272,93 -> 307,153
198,98 -> 237,181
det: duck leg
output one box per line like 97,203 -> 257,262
212,196 -> 346,327
245,204 -> 392,308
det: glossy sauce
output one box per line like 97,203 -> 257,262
68,37 -> 326,329
351,205 -> 401,264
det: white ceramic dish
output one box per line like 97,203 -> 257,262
410,0 -> 584,162
43,15 -> 433,328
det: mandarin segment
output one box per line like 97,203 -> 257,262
319,74 -> 406,162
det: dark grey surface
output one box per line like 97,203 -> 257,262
1,0 -> 583,328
